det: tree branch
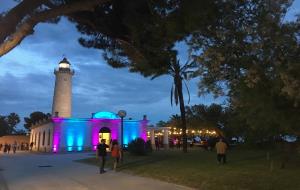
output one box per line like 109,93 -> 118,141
0,0 -> 110,57
0,0 -> 49,43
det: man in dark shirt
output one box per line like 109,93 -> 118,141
96,139 -> 109,174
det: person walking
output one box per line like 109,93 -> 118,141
12,141 -> 17,154
215,138 -> 228,164
3,143 -> 7,153
155,138 -> 160,151
111,140 -> 122,171
96,139 -> 109,174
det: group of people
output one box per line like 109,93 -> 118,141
96,139 -> 122,174
0,142 -> 20,154
0,142 -> 30,154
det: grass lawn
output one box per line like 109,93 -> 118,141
76,147 -> 300,190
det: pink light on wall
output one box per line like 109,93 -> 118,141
140,119 -> 148,141
110,120 -> 120,140
91,120 -> 100,150
90,119 -> 120,150
52,117 -> 63,152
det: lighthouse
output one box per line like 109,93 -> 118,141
52,58 -> 74,118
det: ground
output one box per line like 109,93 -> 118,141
0,151 -> 193,190
1,148 -> 299,190
78,147 -> 300,190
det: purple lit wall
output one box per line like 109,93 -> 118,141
90,119 -> 120,150
52,117 -> 63,152
50,113 -> 148,152
140,119 -> 148,141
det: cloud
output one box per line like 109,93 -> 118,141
0,16 -> 225,129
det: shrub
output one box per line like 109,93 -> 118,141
145,140 -> 153,153
128,138 -> 149,156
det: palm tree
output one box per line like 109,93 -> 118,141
168,59 -> 195,152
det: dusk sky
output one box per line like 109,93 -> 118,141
0,1 -> 299,129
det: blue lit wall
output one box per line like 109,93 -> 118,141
62,119 -> 87,151
123,120 -> 140,145
52,115 -> 148,152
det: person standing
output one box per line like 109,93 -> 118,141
155,139 -> 159,151
7,144 -> 11,154
12,141 -> 17,154
111,140 -> 122,171
96,139 -> 109,174
30,142 -> 34,151
215,138 -> 228,164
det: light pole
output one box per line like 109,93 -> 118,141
118,110 -> 126,162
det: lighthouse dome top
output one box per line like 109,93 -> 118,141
59,57 -> 71,69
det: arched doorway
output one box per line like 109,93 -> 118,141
99,127 -> 111,146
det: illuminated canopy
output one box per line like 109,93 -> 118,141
93,111 -> 120,119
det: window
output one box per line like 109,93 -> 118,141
31,132 -> 34,143
42,131 -> 45,146
48,129 -> 51,145
35,133 -> 37,146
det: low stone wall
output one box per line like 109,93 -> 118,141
0,135 -> 30,145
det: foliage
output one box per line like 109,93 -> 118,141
189,0 -> 300,137
14,129 -> 27,135
156,120 -> 168,128
0,0 -> 107,56
185,104 -> 227,128
24,111 -> 51,130
145,140 -> 153,153
128,138 -> 149,156
168,114 -> 181,128
0,113 -> 20,136
0,116 -> 9,137
70,0 -> 223,153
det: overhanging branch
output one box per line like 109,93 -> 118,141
0,0 -> 110,57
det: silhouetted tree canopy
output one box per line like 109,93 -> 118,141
24,111 -> 51,130
0,113 -> 20,136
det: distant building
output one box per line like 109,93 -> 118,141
0,135 -> 29,146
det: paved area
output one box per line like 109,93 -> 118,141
0,152 -> 193,190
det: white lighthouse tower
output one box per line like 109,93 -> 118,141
52,58 -> 74,118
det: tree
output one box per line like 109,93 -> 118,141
6,112 -> 20,133
189,0 -> 300,137
0,0 -> 111,57
24,111 -> 50,130
168,114 -> 181,128
156,120 -> 168,128
0,115 -> 9,136
0,113 -> 20,136
70,0 -> 221,152
185,104 -> 228,137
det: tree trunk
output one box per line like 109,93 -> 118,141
175,75 -> 188,153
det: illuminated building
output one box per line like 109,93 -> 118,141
30,58 -> 147,152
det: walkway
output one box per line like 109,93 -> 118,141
0,152 -> 193,190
